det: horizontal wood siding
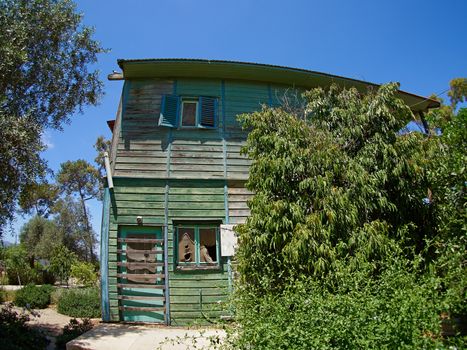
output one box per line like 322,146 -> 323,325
107,178 -> 229,324
167,180 -> 228,325
224,80 -> 267,179
228,181 -> 253,224
113,79 -> 173,178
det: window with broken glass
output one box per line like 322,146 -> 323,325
175,224 -> 220,270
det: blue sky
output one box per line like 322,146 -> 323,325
6,0 -> 467,243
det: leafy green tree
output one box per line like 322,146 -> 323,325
19,216 -> 62,261
52,195 -> 90,262
447,78 -> 467,108
18,182 -> 60,218
4,245 -> 37,285
231,83 -> 465,348
237,83 -> 435,290
70,261 -> 97,287
49,244 -> 76,285
0,0 -> 105,235
56,160 -> 99,261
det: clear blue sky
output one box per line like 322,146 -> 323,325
6,0 -> 467,244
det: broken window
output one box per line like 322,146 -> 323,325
176,224 -> 220,270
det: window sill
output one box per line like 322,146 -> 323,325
176,265 -> 220,272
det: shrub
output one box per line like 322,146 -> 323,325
49,244 -> 76,285
70,261 -> 97,287
56,318 -> 94,349
0,303 -> 49,350
51,287 -> 66,305
57,287 -> 101,318
14,284 -> 53,309
228,256 -> 467,349
4,245 -> 38,285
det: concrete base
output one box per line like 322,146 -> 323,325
66,323 -> 225,350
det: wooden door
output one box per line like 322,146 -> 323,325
117,226 -> 167,323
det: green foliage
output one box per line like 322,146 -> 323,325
14,284 -> 53,309
3,245 -> 38,285
0,113 -> 46,234
70,261 -> 98,287
228,257 -> 463,349
56,160 -> 99,261
49,244 -> 76,285
0,303 -> 49,350
19,182 -> 59,218
19,216 -> 62,260
0,0 -> 106,235
231,83 -> 466,348
56,318 -> 94,349
448,78 -> 467,108
237,83 -> 432,291
57,287 -> 101,318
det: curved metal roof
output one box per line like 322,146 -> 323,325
117,58 -> 439,112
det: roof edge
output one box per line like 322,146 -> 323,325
117,58 -> 440,110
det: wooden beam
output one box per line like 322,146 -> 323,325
117,283 -> 165,289
117,238 -> 164,244
117,295 -> 165,301
118,306 -> 165,312
117,249 -> 164,254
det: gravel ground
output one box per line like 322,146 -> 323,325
9,305 -> 99,350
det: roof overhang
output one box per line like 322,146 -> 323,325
117,58 -> 440,112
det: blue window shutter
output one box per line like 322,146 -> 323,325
198,96 -> 217,129
159,95 -> 180,128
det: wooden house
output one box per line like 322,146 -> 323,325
100,59 -> 439,325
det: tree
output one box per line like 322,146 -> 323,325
230,83 -> 465,348
19,216 -> 62,261
237,83 -> 435,290
18,182 -> 60,218
49,244 -> 76,285
52,195 -> 90,261
93,136 -> 111,200
0,0 -> 106,235
56,160 -> 99,261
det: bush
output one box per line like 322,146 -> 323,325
228,258 -> 466,349
14,284 -> 53,309
51,287 -> 66,305
56,318 -> 94,349
0,303 -> 49,350
57,287 -> 101,318
70,261 -> 97,287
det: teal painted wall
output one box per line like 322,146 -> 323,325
105,77 -> 296,324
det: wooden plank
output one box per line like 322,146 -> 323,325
117,283 -> 165,289
117,295 -> 166,301
119,306 -> 165,312
117,249 -> 164,254
117,238 -> 164,244
117,273 -> 165,279
117,262 -> 164,268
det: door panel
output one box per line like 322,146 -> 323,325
117,226 -> 166,323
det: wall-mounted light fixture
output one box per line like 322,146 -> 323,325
136,216 -> 143,225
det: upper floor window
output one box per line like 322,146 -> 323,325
159,95 -> 218,129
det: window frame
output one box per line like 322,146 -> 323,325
180,99 -> 199,128
175,224 -> 221,271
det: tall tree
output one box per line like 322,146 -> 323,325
56,160 -> 99,261
19,216 -> 62,261
0,0 -> 106,235
93,136 -> 111,199
18,182 -> 60,218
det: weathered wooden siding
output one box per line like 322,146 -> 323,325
227,181 -> 253,224
106,77 -> 298,324
167,180 -> 228,325
106,178 -> 228,324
